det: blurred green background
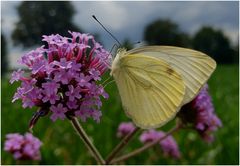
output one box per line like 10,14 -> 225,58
1,1 -> 239,165
1,65 -> 239,164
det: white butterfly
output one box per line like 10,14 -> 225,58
110,46 -> 216,129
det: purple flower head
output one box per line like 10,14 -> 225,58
11,32 -> 110,127
178,84 -> 222,143
4,133 -> 42,160
117,122 -> 136,138
140,130 -> 181,159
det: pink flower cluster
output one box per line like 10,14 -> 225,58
117,122 -> 136,138
179,84 -> 222,142
116,122 -> 180,159
10,31 -> 111,124
140,130 -> 181,159
4,133 -> 42,160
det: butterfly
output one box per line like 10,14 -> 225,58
110,46 -> 216,129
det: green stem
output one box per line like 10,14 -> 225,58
70,117 -> 105,165
105,127 -> 140,164
110,125 -> 181,164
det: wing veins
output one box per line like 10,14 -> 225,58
127,46 -> 210,60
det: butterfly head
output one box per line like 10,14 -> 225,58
116,47 -> 127,54
110,48 -> 127,76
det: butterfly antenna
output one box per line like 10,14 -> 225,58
92,15 -> 122,47
104,80 -> 115,88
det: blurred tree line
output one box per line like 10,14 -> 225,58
1,34 -> 8,77
144,19 -> 238,64
1,1 -> 238,76
12,1 -> 81,47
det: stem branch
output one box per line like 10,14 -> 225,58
105,127 -> 140,164
110,125 -> 181,164
70,117 -> 105,165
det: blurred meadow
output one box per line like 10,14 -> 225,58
1,1 -> 239,165
1,65 -> 239,164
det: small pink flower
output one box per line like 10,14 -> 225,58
76,73 -> 91,87
89,68 -> 101,81
75,109 -> 89,122
140,130 -> 181,159
42,82 -> 60,96
90,109 -> 102,123
52,58 -> 72,69
31,59 -> 47,74
158,131 -> 181,159
140,129 -> 161,143
50,103 -> 68,121
65,85 -> 82,101
42,93 -> 60,105
67,100 -> 78,109
4,133 -> 42,160
53,69 -> 72,84
10,69 -> 24,84
117,122 -> 136,138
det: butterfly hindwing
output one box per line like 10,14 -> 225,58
112,54 -> 185,129
127,46 -> 216,105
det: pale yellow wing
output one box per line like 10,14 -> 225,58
127,46 -> 216,105
112,54 -> 185,129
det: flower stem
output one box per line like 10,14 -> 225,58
70,117 -> 105,165
110,125 -> 181,164
105,127 -> 140,164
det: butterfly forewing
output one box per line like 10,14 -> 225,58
112,54 -> 185,129
127,46 -> 216,105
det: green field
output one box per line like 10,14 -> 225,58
1,65 -> 239,164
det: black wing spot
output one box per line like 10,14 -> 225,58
166,68 -> 174,76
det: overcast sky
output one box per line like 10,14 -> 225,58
1,1 -> 239,68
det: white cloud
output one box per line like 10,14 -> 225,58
73,1 -> 129,31
1,1 -> 20,36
